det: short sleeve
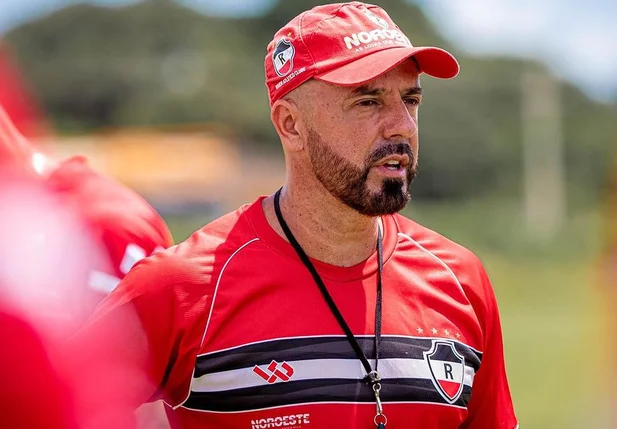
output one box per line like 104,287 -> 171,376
461,266 -> 518,429
64,249 -> 212,429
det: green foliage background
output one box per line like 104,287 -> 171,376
5,0 -> 617,204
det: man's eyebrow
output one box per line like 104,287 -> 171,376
402,86 -> 423,96
350,85 -> 385,97
349,85 -> 423,97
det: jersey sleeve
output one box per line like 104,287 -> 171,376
461,262 -> 518,429
64,244 -> 213,429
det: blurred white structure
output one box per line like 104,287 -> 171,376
521,67 -> 566,241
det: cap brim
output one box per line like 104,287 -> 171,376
315,46 -> 459,86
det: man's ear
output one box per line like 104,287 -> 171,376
270,97 -> 304,152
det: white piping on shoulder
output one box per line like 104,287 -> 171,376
397,232 -> 466,296
172,237 -> 260,410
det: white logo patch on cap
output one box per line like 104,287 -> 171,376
273,38 -> 295,77
363,8 -> 389,29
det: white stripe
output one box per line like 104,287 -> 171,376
172,237 -> 260,410
88,270 -> 121,294
397,233 -> 466,296
190,357 -> 475,393
199,238 -> 260,349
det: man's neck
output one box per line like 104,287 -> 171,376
262,184 -> 381,267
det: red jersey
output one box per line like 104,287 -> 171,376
44,155 -> 174,322
75,196 -> 517,429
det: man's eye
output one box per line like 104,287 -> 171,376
404,98 -> 421,106
357,99 -> 379,107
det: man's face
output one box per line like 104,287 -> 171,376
300,60 -> 421,216
307,129 -> 416,216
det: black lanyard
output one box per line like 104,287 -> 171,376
273,188 -> 387,428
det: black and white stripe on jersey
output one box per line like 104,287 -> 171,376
182,335 -> 482,412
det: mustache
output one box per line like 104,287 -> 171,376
366,142 -> 414,166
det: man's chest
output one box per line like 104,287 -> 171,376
171,258 -> 485,428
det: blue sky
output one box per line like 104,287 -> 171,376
1,0 -> 615,102
419,0 -> 617,103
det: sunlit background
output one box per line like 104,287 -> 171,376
1,1 -> 616,428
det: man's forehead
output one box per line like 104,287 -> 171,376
290,60 -> 420,102
333,63 -> 420,97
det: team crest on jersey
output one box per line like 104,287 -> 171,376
423,340 -> 465,404
273,38 -> 295,77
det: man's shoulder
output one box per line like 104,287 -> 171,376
393,213 -> 487,282
119,199 -> 257,279
179,200 -> 260,256
393,214 -> 499,321
394,214 -> 481,262
102,201 -> 262,328
147,200 -> 260,280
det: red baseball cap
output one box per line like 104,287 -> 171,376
265,1 -> 459,106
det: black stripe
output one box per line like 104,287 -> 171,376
183,378 -> 472,412
195,336 -> 481,377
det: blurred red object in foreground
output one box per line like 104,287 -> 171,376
0,300 -> 79,429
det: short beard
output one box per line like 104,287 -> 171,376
307,129 -> 417,216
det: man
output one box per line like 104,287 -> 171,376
0,104 -> 174,332
69,2 -> 518,428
